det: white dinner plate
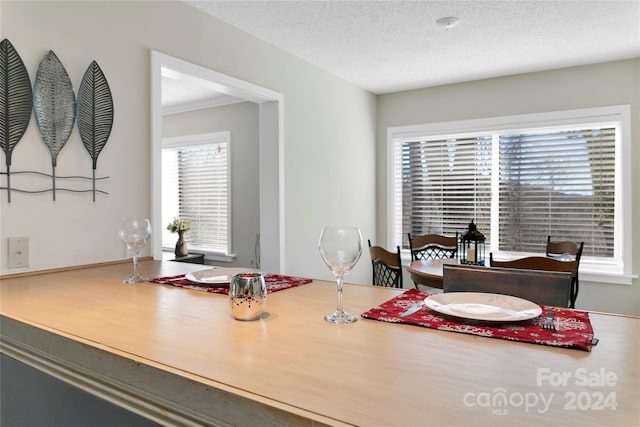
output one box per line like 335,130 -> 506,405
185,268 -> 257,287
423,292 -> 542,322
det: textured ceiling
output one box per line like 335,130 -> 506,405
185,0 -> 640,94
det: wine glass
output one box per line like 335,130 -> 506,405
119,218 -> 152,284
318,226 -> 363,324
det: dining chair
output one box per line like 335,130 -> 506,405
489,254 -> 579,308
368,240 -> 403,288
546,237 -> 583,307
408,233 -> 457,261
443,264 -> 573,308
546,237 -> 584,261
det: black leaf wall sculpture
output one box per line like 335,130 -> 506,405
33,50 -> 76,201
77,60 -> 113,201
0,39 -> 33,202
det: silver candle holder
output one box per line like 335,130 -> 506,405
229,272 -> 267,321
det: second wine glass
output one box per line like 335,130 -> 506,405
119,218 -> 151,284
318,226 -> 363,324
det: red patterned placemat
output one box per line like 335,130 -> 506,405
149,273 -> 312,294
361,288 -> 597,351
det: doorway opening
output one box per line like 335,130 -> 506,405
150,51 -> 284,273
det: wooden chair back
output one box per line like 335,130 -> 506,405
489,255 -> 578,276
545,238 -> 583,308
443,264 -> 573,307
546,237 -> 584,261
368,240 -> 403,288
408,233 -> 457,261
489,254 -> 580,308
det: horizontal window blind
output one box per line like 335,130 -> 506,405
162,136 -> 230,254
397,126 -> 616,258
400,136 -> 492,249
499,127 -> 615,256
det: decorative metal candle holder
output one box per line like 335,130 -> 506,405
458,220 -> 485,266
229,272 -> 267,321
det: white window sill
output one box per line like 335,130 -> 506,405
204,252 -> 237,263
580,270 -> 637,286
162,249 -> 236,263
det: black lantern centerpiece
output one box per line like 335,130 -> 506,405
458,220 -> 485,266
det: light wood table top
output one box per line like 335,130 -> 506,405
1,260 -> 639,426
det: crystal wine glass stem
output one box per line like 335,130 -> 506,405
132,250 -> 139,277
336,275 -> 345,312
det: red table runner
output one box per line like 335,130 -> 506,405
361,288 -> 597,351
149,273 -> 312,295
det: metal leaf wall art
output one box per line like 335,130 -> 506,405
33,50 -> 76,201
0,42 -> 112,203
77,60 -> 113,201
0,39 -> 33,202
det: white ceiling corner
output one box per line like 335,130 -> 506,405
161,67 -> 246,114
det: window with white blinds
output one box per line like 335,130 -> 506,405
498,128 -> 615,257
400,136 -> 492,249
162,132 -> 231,255
389,106 -> 632,281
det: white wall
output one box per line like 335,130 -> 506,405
0,1 -> 377,285
377,59 -> 640,315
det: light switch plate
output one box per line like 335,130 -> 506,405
8,237 -> 29,269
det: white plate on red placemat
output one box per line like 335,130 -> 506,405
185,268 -> 257,287
424,292 -> 542,322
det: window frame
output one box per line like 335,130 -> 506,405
387,105 -> 634,285
162,131 -> 234,261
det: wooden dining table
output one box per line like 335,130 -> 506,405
406,257 -> 460,288
1,260 -> 638,426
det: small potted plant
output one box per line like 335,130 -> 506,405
167,218 -> 191,257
